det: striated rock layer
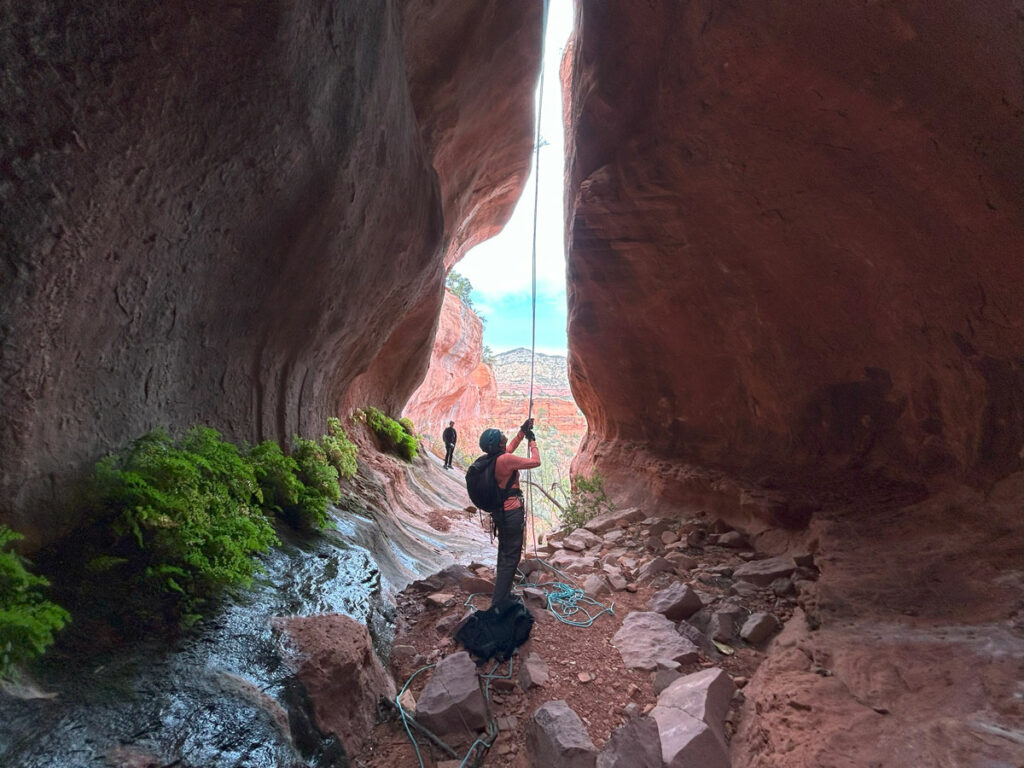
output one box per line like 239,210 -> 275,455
0,0 -> 542,544
565,1 -> 1024,505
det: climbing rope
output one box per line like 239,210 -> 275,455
521,559 -> 615,627
526,0 -> 551,561
394,657 -> 513,768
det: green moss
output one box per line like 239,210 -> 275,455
0,527 -> 70,678
364,407 -> 418,461
323,417 -> 358,479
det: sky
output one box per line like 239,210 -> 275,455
456,0 -> 574,357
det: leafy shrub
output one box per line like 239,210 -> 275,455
365,407 -> 418,461
0,527 -> 70,677
323,417 -> 358,480
247,440 -> 304,515
398,417 -> 416,437
85,426 -> 279,627
289,437 -> 341,530
560,471 -> 613,530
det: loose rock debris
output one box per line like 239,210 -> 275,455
353,509 -> 818,766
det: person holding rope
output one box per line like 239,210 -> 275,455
478,418 -> 540,606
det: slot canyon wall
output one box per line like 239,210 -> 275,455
0,0 -> 541,545
564,0 -> 1024,515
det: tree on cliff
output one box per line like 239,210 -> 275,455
446,270 -> 475,310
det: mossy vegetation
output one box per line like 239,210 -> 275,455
0,526 -> 70,678
30,419 -> 360,644
362,407 -> 419,461
560,470 -> 614,530
82,426 -> 280,628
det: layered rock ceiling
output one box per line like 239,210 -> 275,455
0,0 -> 541,542
565,1 -> 1024,509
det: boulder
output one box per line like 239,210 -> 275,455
636,557 -> 675,581
519,652 -> 551,690
566,557 -> 599,573
718,531 -> 747,548
273,614 -> 396,758
657,667 -> 734,741
526,700 -> 598,768
677,620 -> 716,657
461,576 -> 495,595
582,506 -> 645,533
564,529 -> 603,551
732,557 -> 796,586
412,565 -> 475,592
415,652 -> 487,737
741,612 -> 781,644
648,582 -> 704,621
523,587 -> 548,604
596,716 -> 662,768
729,581 -> 760,598
666,553 -> 698,571
707,611 -> 736,642
520,558 -> 546,575
650,668 -> 735,768
612,612 -> 701,671
607,573 -> 629,592
582,574 -> 610,598
771,577 -> 795,596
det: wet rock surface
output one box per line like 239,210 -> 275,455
0,454 -> 490,768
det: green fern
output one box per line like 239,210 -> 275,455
0,527 -> 70,677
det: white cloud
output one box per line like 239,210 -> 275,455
457,0 -> 573,304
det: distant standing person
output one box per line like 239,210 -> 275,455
442,420 -> 457,469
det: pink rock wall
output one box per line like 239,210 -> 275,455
0,0 -> 541,544
404,292 -> 586,453
565,1 -> 1024,498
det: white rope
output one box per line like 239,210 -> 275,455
526,0 -> 550,560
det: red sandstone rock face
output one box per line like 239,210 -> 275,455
402,290 -> 497,434
732,473 -> 1024,768
565,1 -> 1024,498
0,0 -> 541,544
403,293 -> 586,455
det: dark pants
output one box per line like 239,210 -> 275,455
443,443 -> 455,468
491,505 -> 525,606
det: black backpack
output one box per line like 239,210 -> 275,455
454,598 -> 535,663
465,453 -> 517,514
